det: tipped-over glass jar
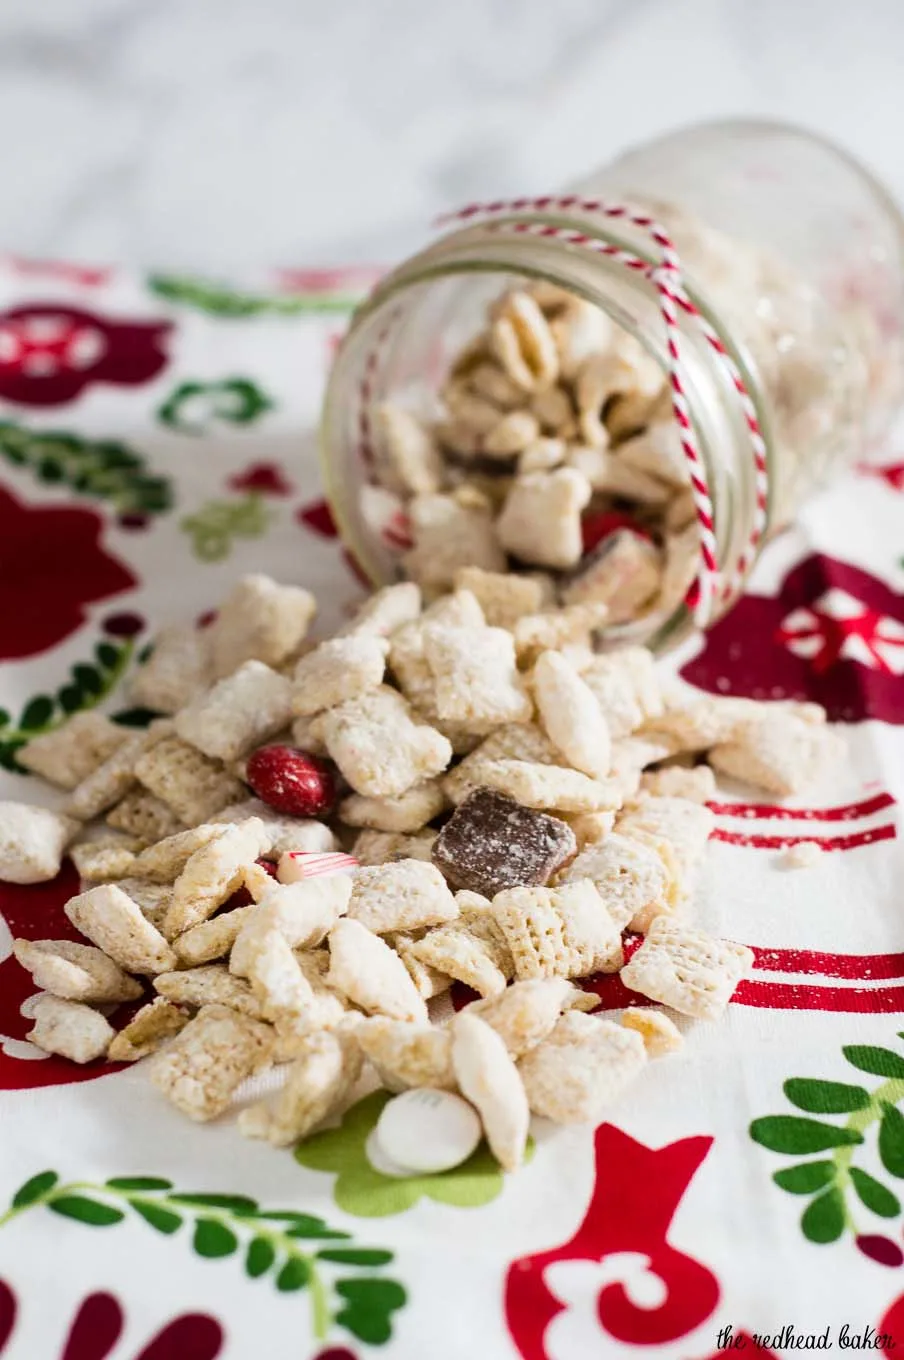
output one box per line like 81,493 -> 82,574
321,119 -> 904,650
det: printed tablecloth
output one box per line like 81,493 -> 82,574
1,256 -> 904,1360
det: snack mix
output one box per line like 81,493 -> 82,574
1,291 -> 845,1177
367,280 -> 705,630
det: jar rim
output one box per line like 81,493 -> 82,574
320,210 -> 776,650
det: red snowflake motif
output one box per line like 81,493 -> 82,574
776,588 -> 904,676
0,865 -> 138,1090
0,1282 -> 223,1359
682,553 -> 904,723
859,460 -> 904,492
0,305 -> 170,407
505,1123 -> 719,1357
227,462 -> 294,496
0,484 -> 136,660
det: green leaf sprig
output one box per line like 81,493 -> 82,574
750,1039 -> 904,1249
0,635 -> 137,772
0,421 -> 171,515
0,1172 -> 406,1346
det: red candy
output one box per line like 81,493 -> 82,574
245,745 -> 337,819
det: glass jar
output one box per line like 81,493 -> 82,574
321,119 -> 904,649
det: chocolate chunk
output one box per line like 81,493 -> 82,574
442,446 -> 518,477
432,787 -> 577,898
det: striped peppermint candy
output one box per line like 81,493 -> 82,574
277,851 -> 359,885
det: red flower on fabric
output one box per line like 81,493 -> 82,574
297,498 -> 338,537
228,462 -> 294,496
0,305 -> 170,407
0,864 -> 136,1090
682,553 -> 904,723
0,484 -> 136,660
0,1283 -> 223,1359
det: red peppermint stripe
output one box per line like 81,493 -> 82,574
733,979 -> 904,1013
711,824 -> 896,851
586,936 -> 904,1014
282,852 -> 359,878
588,971 -> 904,1015
751,945 -> 904,980
708,791 -> 896,821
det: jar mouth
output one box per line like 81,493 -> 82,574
320,216 -> 773,652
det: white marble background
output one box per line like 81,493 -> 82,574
1,0 -> 902,272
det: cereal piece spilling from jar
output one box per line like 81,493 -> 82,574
3,568 -> 845,1176
365,284 -> 708,634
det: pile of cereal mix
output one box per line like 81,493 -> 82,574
369,281 -> 701,630
0,562 -> 843,1176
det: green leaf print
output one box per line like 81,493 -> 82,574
193,1219 -> 239,1258
878,1103 -> 904,1177
772,1162 -> 837,1194
334,1278 -> 408,1346
849,1167 -> 901,1217
158,377 -> 274,434
801,1188 -> 845,1244
148,273 -> 361,318
0,420 -> 171,516
843,1046 -> 904,1079
131,1202 -> 183,1235
48,1196 -> 125,1226
11,1171 -> 59,1208
180,493 -> 272,562
106,1177 -> 173,1192
276,1257 -> 310,1292
783,1079 -> 871,1114
246,1238 -> 276,1278
749,1116 -> 864,1154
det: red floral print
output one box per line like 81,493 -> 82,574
0,1283 -> 13,1353
0,864 -> 136,1090
682,554 -> 904,723
0,484 -> 136,660
0,1283 -> 223,1359
297,498 -> 338,537
0,305 -> 170,407
2,258 -> 111,288
505,1123 -> 719,1357
276,266 -> 380,295
228,462 -> 294,496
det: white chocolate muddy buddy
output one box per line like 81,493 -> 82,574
5,567 -> 843,1174
371,283 -> 691,636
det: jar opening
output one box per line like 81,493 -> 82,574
321,223 -> 768,652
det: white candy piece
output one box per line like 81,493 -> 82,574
365,1127 -> 420,1179
373,1088 -> 482,1175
